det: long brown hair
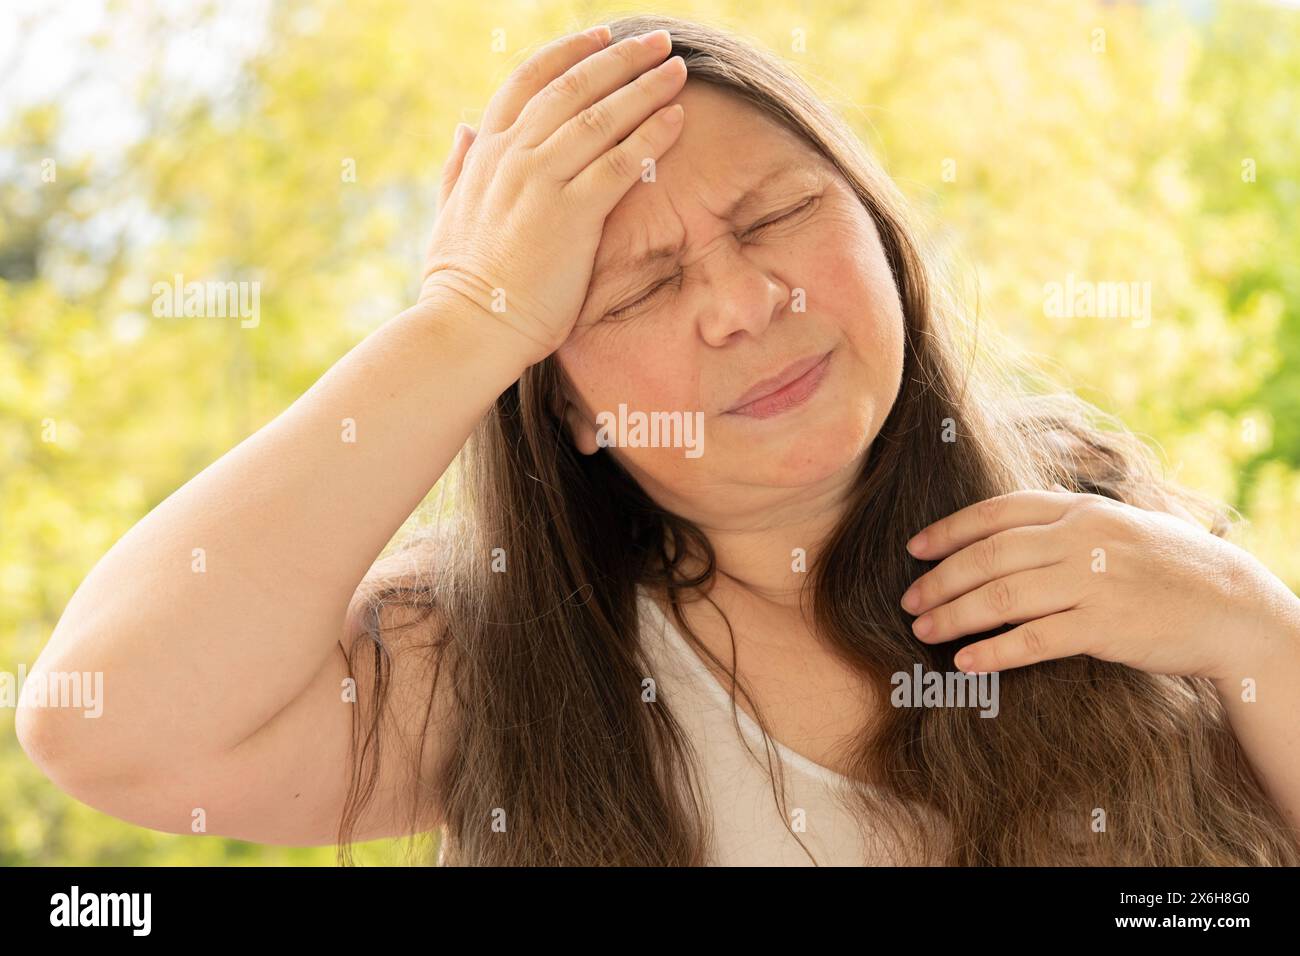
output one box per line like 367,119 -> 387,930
338,13 -> 1300,865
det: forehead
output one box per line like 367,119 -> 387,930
590,81 -> 824,278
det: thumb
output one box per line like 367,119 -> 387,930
438,123 -> 477,211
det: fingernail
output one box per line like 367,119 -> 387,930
901,586 -> 920,612
639,29 -> 670,47
906,532 -> 928,555
955,650 -> 973,671
663,104 -> 684,125
585,24 -> 610,42
912,614 -> 933,638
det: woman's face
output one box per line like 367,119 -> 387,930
556,80 -> 906,527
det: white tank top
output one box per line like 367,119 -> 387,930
636,586 -> 944,866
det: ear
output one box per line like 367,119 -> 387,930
561,398 -> 602,456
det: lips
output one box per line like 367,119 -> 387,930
724,350 -> 833,416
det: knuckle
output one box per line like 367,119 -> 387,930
512,58 -> 543,90
973,534 -> 1000,576
610,39 -> 640,67
468,133 -> 505,172
577,103 -> 612,138
605,146 -> 638,181
549,68 -> 587,102
987,578 -> 1015,615
1020,624 -> 1049,659
977,495 -> 1006,527
1056,501 -> 1087,532
1069,494 -> 1117,533
1077,492 -> 1117,516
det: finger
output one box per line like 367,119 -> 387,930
515,29 -> 674,150
540,54 -> 687,181
911,565 -> 1074,644
479,25 -> 611,136
953,610 -> 1087,674
438,124 -> 477,211
565,102 -> 685,213
906,490 -> 1069,560
902,524 -> 1061,616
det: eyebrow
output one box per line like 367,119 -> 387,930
591,166 -> 813,285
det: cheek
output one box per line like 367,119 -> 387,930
800,213 -> 905,367
557,333 -> 702,419
558,331 -> 711,491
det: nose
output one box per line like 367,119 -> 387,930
695,241 -> 791,346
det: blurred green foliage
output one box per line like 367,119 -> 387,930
2,0 -> 1298,864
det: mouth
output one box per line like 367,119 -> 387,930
723,349 -> 834,420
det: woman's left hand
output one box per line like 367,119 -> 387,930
900,487 -> 1300,677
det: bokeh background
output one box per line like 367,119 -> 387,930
2,0 -> 1298,864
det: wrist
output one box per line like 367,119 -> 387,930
407,278 -> 544,384
1211,560 -> 1300,691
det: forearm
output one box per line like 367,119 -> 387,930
1212,598 -> 1300,846
22,290 -> 528,774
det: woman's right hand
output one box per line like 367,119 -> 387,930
418,26 -> 688,368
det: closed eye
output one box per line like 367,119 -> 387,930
604,197 -> 816,319
743,196 -> 818,238
608,272 -> 681,320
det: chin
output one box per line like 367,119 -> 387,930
722,411 -> 875,488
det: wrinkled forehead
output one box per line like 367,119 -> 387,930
590,81 -> 827,280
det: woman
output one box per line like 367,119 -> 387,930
19,15 -> 1300,866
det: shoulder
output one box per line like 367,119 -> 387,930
340,526 -> 458,833
346,524 -> 452,644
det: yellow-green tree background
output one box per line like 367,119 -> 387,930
2,0 -> 1298,864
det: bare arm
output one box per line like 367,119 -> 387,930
1212,595 -> 1300,849
15,297 -> 525,842
16,23 -> 687,844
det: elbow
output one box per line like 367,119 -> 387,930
14,661 -> 118,791
15,689 -> 90,788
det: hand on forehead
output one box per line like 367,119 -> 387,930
588,81 -> 829,295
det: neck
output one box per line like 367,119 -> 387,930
652,460 -> 860,617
